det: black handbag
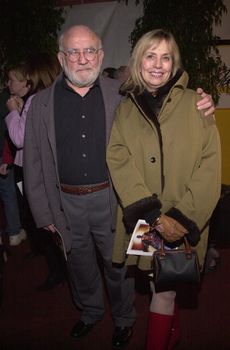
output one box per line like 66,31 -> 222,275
152,237 -> 201,288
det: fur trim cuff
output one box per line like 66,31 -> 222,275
123,194 -> 162,233
165,207 -> 200,246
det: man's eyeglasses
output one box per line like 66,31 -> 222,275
60,48 -> 102,62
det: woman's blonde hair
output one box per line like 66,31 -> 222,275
121,29 -> 182,94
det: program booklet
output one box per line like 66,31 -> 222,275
52,227 -> 68,261
126,219 -> 162,256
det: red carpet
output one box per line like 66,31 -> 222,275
0,239 -> 230,350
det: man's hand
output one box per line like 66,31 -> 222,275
44,224 -> 56,233
196,88 -> 215,116
0,163 -> 9,175
155,214 -> 188,243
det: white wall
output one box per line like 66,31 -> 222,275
61,1 -> 143,70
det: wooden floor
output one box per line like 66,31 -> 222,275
0,239 -> 230,350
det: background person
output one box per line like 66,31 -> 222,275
102,66 -> 117,79
114,65 -> 130,83
106,29 -> 221,350
0,78 -> 26,247
5,53 -> 66,291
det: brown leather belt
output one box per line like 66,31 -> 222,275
60,181 -> 109,195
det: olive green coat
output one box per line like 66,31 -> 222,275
107,71 -> 221,271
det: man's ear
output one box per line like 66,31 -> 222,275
100,49 -> 104,61
57,52 -> 64,68
98,49 -> 104,67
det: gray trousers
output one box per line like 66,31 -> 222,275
62,187 -> 136,327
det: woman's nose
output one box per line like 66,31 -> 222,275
154,57 -> 162,68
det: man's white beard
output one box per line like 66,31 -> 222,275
63,62 -> 100,88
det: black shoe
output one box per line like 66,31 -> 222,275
36,274 -> 65,291
112,326 -> 132,348
71,320 -> 94,339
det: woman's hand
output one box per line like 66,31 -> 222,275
6,95 -> 24,113
155,214 -> 188,242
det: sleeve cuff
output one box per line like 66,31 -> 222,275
123,194 -> 162,233
165,207 -> 201,246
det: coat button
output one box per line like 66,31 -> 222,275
150,157 -> 156,163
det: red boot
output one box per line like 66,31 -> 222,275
168,304 -> 180,350
146,312 -> 173,350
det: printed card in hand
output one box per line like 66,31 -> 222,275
52,227 -> 68,261
127,219 -> 162,256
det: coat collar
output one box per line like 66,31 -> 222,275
128,70 -> 188,123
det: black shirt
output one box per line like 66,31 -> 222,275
54,75 -> 108,185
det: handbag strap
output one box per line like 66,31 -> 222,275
159,236 -> 192,256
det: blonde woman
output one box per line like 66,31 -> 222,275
107,29 -> 221,349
